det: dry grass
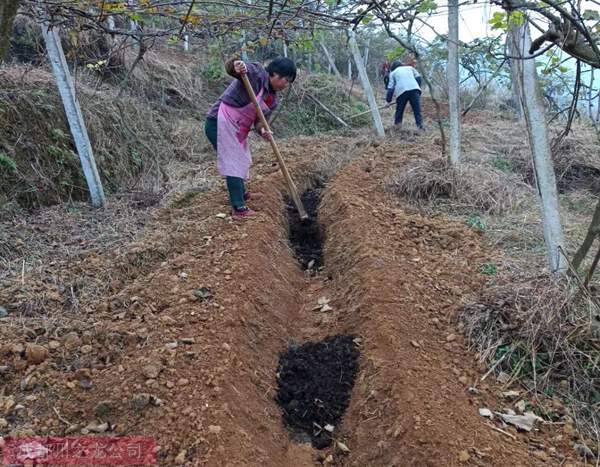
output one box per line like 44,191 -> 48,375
388,157 -> 533,215
0,61 -> 215,216
460,276 -> 600,456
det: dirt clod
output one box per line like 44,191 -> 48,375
25,344 -> 48,364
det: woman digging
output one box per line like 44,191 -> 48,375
205,57 -> 297,218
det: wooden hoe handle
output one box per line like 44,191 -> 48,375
240,73 -> 309,220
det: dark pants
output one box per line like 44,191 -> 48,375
205,117 -> 246,209
394,89 -> 423,128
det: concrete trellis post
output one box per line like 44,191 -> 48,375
447,0 -> 461,165
42,25 -> 105,207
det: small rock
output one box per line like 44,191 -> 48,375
165,342 -> 178,350
320,304 -> 333,312
215,213 -> 227,219
458,450 -> 470,463
63,332 -> 81,349
446,334 -> 457,342
324,454 -> 334,464
515,400 -> 527,414
479,408 -> 493,418
178,378 -> 189,386
180,338 -> 195,344
410,340 -> 420,348
85,422 -> 109,433
166,381 -> 175,389
94,401 -> 113,417
533,450 -> 549,462
0,418 -> 8,428
208,425 -> 222,434
65,424 -> 79,434
0,366 -> 9,375
324,424 -> 334,433
0,307 -> 8,318
337,441 -> 351,453
48,340 -> 61,350
131,393 -> 151,410
193,288 -> 212,301
80,344 -> 93,355
20,375 -> 36,391
142,364 -> 161,379
458,376 -> 469,385
174,449 -> 187,464
222,343 -> 231,351
79,379 -> 93,390
496,371 -> 510,384
25,344 -> 48,364
502,390 -> 520,400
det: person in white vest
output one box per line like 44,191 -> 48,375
385,56 -> 425,130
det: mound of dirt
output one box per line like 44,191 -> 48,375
276,335 -> 359,448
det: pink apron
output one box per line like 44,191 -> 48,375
217,87 -> 269,180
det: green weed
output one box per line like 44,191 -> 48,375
479,262 -> 498,275
0,152 -> 17,173
492,157 -> 512,172
466,214 -> 486,231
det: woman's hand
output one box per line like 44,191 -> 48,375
257,126 -> 273,141
233,60 -> 247,75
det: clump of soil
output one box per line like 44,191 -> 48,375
286,189 -> 323,270
275,335 -> 359,448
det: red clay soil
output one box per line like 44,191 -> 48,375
0,134 -> 584,466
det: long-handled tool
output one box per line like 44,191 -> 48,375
240,74 -> 309,221
347,103 -> 392,120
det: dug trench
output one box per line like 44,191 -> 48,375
0,140 -> 581,466
278,187 -> 359,450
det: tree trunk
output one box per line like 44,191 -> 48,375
572,198 -> 600,269
512,23 -> 566,273
348,29 -> 384,137
588,68 -> 595,122
42,24 -> 106,208
0,1 -> 20,63
447,0 -> 461,165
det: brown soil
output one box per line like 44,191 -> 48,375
0,128 -> 585,466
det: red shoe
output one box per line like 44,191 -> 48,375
232,207 -> 257,219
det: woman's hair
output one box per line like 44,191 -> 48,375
390,60 -> 402,71
266,57 -> 297,83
